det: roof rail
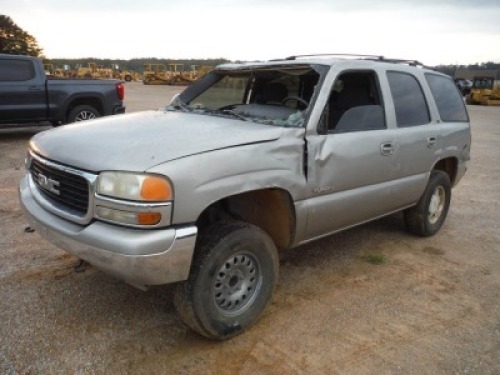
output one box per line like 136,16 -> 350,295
284,53 -> 384,60
281,54 -> 432,69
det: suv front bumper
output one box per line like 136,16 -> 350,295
19,175 -> 197,290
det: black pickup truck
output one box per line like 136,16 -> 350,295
0,54 -> 125,126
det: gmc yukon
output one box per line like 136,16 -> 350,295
19,54 -> 470,340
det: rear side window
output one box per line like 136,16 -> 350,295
0,59 -> 35,81
425,74 -> 468,122
387,71 -> 430,127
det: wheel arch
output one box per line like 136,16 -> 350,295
432,157 -> 458,186
196,188 -> 296,250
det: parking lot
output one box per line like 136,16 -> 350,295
1,82 -> 499,374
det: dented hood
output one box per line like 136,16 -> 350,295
30,110 -> 283,172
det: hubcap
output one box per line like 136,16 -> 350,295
428,186 -> 445,224
75,111 -> 96,121
213,253 -> 261,314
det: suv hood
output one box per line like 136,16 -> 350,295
30,110 -> 283,172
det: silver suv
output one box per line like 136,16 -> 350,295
20,54 -> 471,339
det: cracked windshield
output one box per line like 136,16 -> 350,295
169,66 -> 321,127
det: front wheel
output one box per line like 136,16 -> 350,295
404,170 -> 451,236
67,105 -> 100,123
173,221 -> 279,340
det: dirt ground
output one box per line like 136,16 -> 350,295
1,82 -> 499,374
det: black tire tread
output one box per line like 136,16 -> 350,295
404,170 -> 451,237
173,220 -> 270,340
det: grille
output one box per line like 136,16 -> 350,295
30,158 -> 89,216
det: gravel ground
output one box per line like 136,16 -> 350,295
0,83 -> 499,374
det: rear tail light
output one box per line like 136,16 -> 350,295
116,83 -> 125,101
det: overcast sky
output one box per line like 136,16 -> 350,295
2,0 -> 500,65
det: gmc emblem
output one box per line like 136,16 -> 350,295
38,173 -> 60,195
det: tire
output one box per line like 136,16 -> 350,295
143,77 -> 150,85
173,221 -> 279,340
67,105 -> 100,123
124,75 -> 132,82
404,170 -> 451,237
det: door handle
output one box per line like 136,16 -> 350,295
380,142 -> 395,156
427,136 -> 437,148
28,86 -> 42,91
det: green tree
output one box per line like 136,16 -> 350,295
0,15 -> 43,56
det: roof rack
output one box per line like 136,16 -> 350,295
284,53 -> 383,60
281,54 -> 431,69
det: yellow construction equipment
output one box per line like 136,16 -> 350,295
197,65 -> 214,78
73,63 -> 101,79
143,63 -> 212,85
466,74 -> 500,106
44,63 -> 72,78
110,64 -> 139,82
143,63 -> 170,85
43,63 -> 55,76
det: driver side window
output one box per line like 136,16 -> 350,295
322,70 -> 386,133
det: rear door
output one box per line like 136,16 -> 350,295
383,70 -> 440,193
0,57 -> 47,124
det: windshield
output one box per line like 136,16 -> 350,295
167,64 -> 323,127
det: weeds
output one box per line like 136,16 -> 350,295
362,253 -> 387,265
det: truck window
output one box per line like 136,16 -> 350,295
0,59 -> 35,81
326,71 -> 385,133
425,74 -> 468,122
387,71 -> 430,127
191,75 -> 249,110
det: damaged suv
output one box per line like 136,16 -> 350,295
20,55 -> 471,340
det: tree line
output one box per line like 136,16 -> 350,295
434,62 -> 500,77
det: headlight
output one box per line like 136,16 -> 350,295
97,172 -> 173,201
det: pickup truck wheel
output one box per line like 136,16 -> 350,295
173,221 -> 279,340
67,105 -> 100,123
404,170 -> 451,236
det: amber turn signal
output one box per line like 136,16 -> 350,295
137,212 -> 162,225
140,176 -> 172,201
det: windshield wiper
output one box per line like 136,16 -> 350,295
167,102 -> 191,111
197,108 -> 249,121
220,109 -> 249,121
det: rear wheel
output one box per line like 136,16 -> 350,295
67,105 -> 100,123
124,74 -> 132,82
404,170 -> 451,236
173,221 -> 279,340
